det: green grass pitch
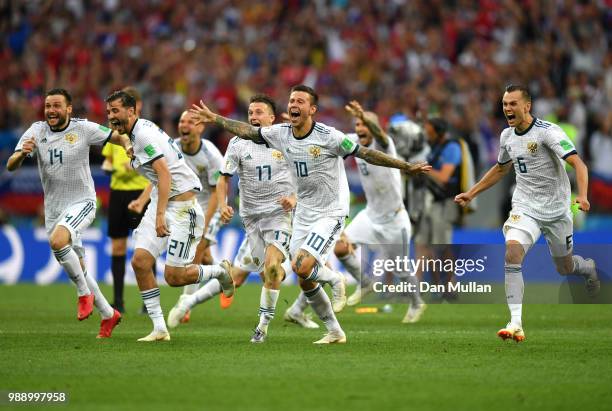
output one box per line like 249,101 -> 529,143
1,284 -> 611,411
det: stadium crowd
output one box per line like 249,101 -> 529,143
1,0 -> 610,208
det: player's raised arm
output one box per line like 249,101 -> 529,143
345,100 -> 389,148
7,138 -> 36,171
354,145 -> 431,175
190,100 -> 263,143
454,161 -> 512,207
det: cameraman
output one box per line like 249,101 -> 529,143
413,118 -> 461,299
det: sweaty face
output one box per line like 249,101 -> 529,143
178,111 -> 203,144
354,118 -> 372,146
502,91 -> 531,129
106,100 -> 133,134
248,102 -> 275,128
287,91 -> 315,128
44,95 -> 72,131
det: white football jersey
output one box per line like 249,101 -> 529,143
15,118 -> 111,224
179,139 -> 223,210
259,122 -> 358,220
498,118 -> 576,221
348,134 -> 404,223
221,136 -> 294,218
129,119 -> 201,200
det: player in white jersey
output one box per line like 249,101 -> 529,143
170,94 -> 302,341
105,90 -> 234,342
455,85 -> 599,342
7,88 -> 128,338
174,110 -> 225,322
333,101 -> 425,322
191,84 -> 431,344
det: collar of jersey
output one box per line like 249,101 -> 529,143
49,118 -> 71,133
514,117 -> 536,136
292,121 -> 316,140
128,118 -> 139,141
182,139 -> 202,156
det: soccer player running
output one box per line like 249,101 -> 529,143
7,88 -> 128,338
101,86 -> 150,314
135,110 -> 225,324
105,90 -> 233,342
334,100 -> 426,323
171,94 -> 298,342
455,85 -> 599,342
191,85 -> 431,344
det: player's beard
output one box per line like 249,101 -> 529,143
47,112 -> 69,131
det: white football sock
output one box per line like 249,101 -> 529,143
257,287 -> 280,333
305,264 -> 340,284
53,245 -> 90,296
287,291 -> 308,317
305,285 -> 343,334
339,253 -> 362,282
141,288 -> 167,332
192,279 -> 222,306
570,255 -> 590,276
182,283 -> 199,295
197,265 -> 225,283
83,271 -> 114,319
505,263 -> 524,326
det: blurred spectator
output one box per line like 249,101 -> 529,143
1,0 -> 610,228
589,112 -> 612,212
414,118 -> 461,300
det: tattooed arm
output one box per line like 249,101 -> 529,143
345,100 -> 389,148
190,100 -> 263,143
355,145 -> 431,175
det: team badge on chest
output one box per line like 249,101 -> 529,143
309,145 -> 321,158
64,133 -> 78,144
271,150 -> 284,161
527,142 -> 538,155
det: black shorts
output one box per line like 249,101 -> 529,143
108,189 -> 148,238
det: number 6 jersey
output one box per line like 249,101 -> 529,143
497,118 -> 577,221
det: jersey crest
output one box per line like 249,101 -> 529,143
527,142 -> 538,155
309,145 -> 321,158
65,133 -> 78,144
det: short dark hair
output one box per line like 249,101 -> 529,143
290,84 -> 318,106
105,90 -> 136,109
122,86 -> 142,103
46,88 -> 72,105
505,84 -> 531,102
249,94 -> 276,114
426,117 -> 448,137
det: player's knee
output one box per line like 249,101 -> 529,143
554,257 -> 574,275
264,262 -> 283,283
505,242 -> 525,265
233,273 -> 247,288
200,253 -> 213,266
163,267 -> 182,287
334,240 -> 349,258
131,254 -> 151,276
49,230 -> 70,251
292,260 -> 313,278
